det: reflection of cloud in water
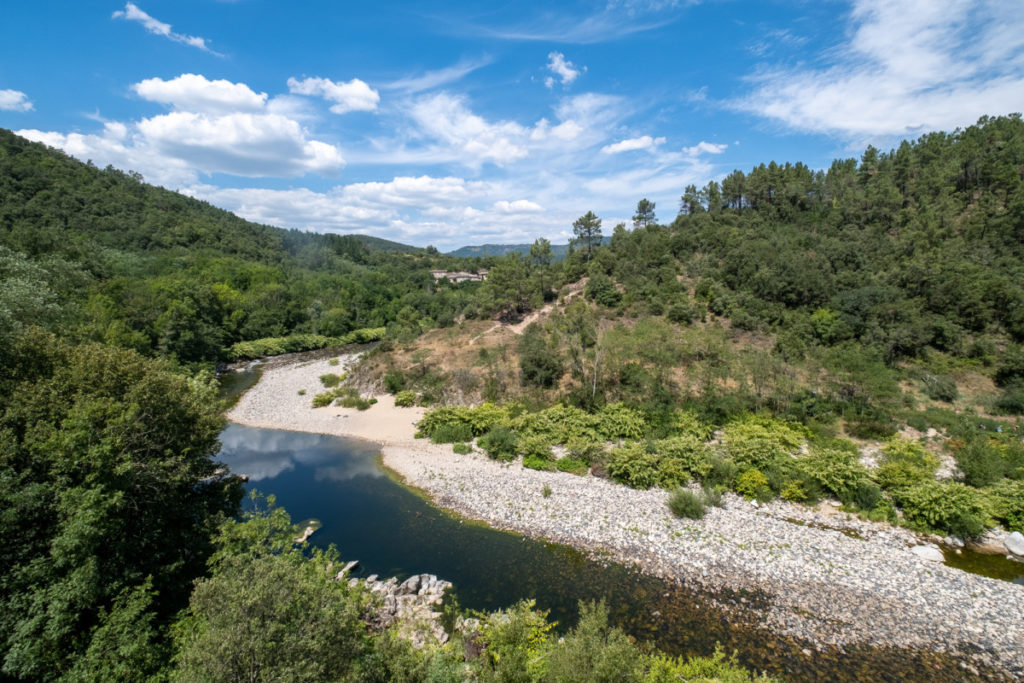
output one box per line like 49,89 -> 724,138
314,456 -> 382,483
218,424 -> 382,482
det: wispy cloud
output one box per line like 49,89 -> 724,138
0,89 -> 33,112
545,52 -> 584,88
112,2 -> 223,56
461,4 -> 686,44
682,140 -> 726,156
383,56 -> 493,93
735,0 -> 1024,138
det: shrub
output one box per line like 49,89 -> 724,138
953,438 -> 1009,487
394,390 -> 417,407
702,456 -> 738,489
876,438 -> 939,492
666,302 -> 695,325
556,458 -> 589,475
518,434 -> 554,461
735,469 -> 773,502
722,415 -> 806,470
542,484 -> 552,498
478,425 -> 518,461
851,481 -> 882,510
606,443 -> 659,489
430,423 -> 475,444
668,489 -> 706,519
668,410 -> 714,440
985,479 -> 1024,532
452,442 -> 472,455
328,358 -> 340,366
894,481 -> 987,539
876,460 -> 934,491
320,373 -> 342,387
596,403 -> 647,440
384,369 -> 405,393
312,391 -> 336,408
994,346 -> 1024,387
297,389 -> 306,396
655,436 -> 713,480
920,373 -> 958,402
796,448 -> 871,503
565,438 -> 605,465
523,454 -> 555,471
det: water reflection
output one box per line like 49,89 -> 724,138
219,424 -> 383,483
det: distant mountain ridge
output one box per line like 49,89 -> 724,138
447,237 -> 610,260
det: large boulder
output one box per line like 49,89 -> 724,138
1005,531 -> 1024,557
911,544 -> 944,562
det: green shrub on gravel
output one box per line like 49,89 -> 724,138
430,423 -> 474,444
796,448 -> 872,503
596,403 -> 647,440
606,443 -> 659,489
452,442 -> 472,455
701,456 -> 738,489
478,425 -> 518,461
894,480 -> 988,538
655,436 -> 713,481
394,390 -> 417,407
565,438 -> 605,464
668,410 -> 715,440
721,415 -> 807,471
984,479 -> 1024,532
556,458 -> 589,475
523,454 -> 555,471
319,373 -> 343,387
668,488 -> 706,519
735,469 -> 773,502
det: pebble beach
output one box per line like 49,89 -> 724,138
227,353 -> 1024,678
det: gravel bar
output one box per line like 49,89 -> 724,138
227,353 -> 1024,678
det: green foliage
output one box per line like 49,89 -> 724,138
479,425 -> 519,461
519,322 -> 565,388
655,436 -> 713,485
876,438 -> 939,492
384,369 -> 406,394
524,454 -> 556,471
668,489 -> 707,519
476,599 -> 554,681
519,434 -> 555,461
596,403 -> 647,440
452,442 -> 473,455
556,458 -> 589,475
994,346 -> 1024,387
644,646 -> 776,682
228,328 -> 386,361
0,332 -> 242,680
607,443 -> 660,489
722,415 -> 806,470
394,390 -> 417,407
796,448 -> 871,503
418,403 -> 512,440
668,410 -> 714,440
430,423 -> 475,444
702,456 -> 739,489
543,600 -> 642,682
985,480 -> 1024,532
542,484 -> 553,498
893,481 -> 987,538
565,437 -> 606,464
953,437 -> 1018,487
919,373 -> 958,402
735,470 -> 773,502
173,503 -> 371,682
319,372 -> 342,387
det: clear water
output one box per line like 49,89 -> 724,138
215,421 -> 1000,681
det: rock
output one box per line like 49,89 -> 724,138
335,560 -> 359,581
1004,531 -> 1024,556
911,545 -> 944,562
295,525 -> 316,543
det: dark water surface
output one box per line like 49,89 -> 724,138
216,421 -> 1005,681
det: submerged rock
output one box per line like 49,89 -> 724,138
911,545 -> 944,563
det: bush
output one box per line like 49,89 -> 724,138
722,415 -> 806,470
666,302 -> 695,325
518,434 -> 554,461
606,443 -> 659,489
735,469 -> 773,502
668,489 -> 706,519
430,423 -> 475,444
668,410 -> 714,440
565,438 -> 605,465
320,373 -> 342,388
394,390 -> 417,407
994,346 -> 1024,387
452,442 -> 472,455
954,438 -> 1009,487
384,369 -> 405,393
920,373 -> 958,402
478,425 -> 518,461
556,458 -> 589,475
985,479 -> 1024,532
596,403 -> 647,440
655,436 -> 713,481
227,328 -> 386,360
894,481 -> 987,538
702,455 -> 738,489
796,448 -> 871,503
523,454 -> 555,471
312,391 -> 336,408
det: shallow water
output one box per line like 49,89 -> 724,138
216,422 -> 1004,681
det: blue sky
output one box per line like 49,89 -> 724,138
3,1 -> 1024,250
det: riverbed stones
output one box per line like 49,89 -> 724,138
365,573 -> 452,648
1006,532 -> 1024,557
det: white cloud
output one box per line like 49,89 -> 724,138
409,93 -> 529,165
112,2 -> 222,56
0,89 -> 33,112
383,56 -> 493,93
601,135 -> 666,154
681,140 -> 726,156
494,199 -> 543,213
133,74 -> 267,113
545,52 -> 584,88
736,0 -> 1024,137
287,77 -> 380,114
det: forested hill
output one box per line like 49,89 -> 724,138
0,129 -> 471,364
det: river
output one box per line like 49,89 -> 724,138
216,416 -> 1007,681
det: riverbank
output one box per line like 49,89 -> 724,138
227,353 -> 1024,678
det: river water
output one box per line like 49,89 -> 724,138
216,413 -> 1006,681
